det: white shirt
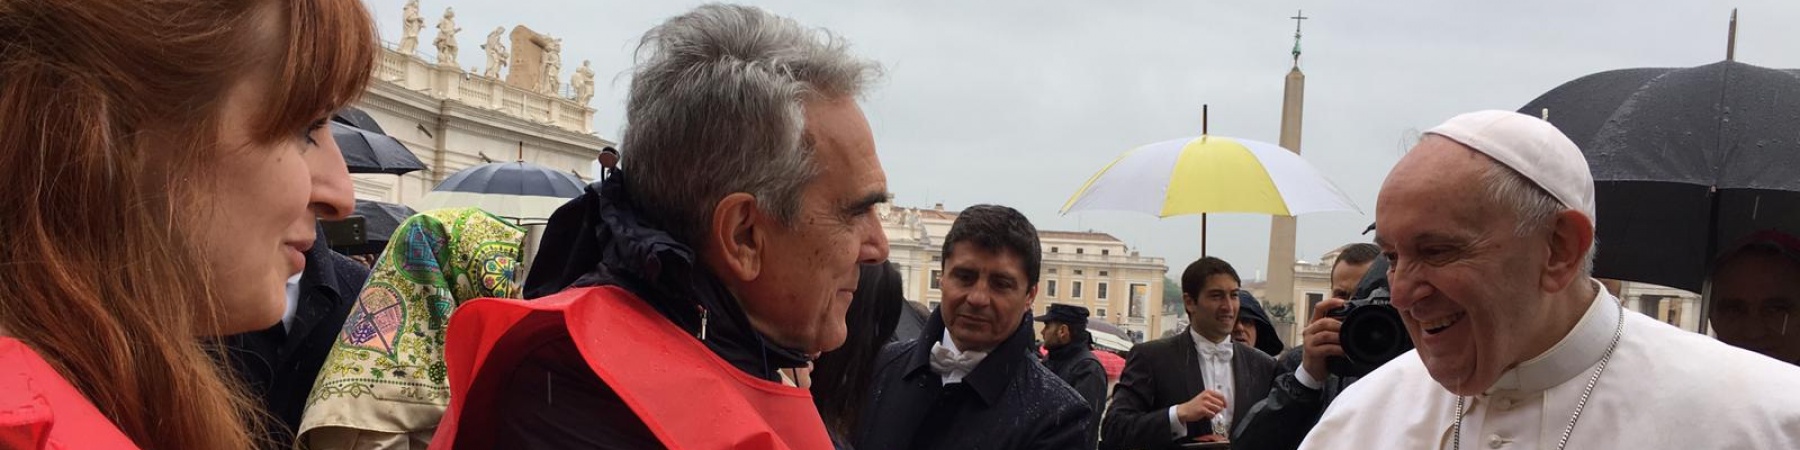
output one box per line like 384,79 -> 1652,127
1167,330 -> 1236,438
281,273 -> 302,333
1300,279 -> 1800,449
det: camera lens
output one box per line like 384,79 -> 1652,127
1341,303 -> 1413,369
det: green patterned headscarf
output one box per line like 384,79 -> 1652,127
297,208 -> 524,449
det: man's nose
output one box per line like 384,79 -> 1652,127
1387,265 -> 1432,311
859,213 -> 889,265
965,285 -> 994,308
307,129 -> 356,220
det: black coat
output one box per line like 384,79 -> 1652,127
458,174 -> 811,449
1044,335 -> 1108,450
1231,349 -> 1358,450
1100,331 -> 1277,450
224,227 -> 370,447
853,310 -> 1091,450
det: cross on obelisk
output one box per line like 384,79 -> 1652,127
1291,10 -> 1308,65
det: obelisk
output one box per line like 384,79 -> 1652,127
1267,11 -> 1306,340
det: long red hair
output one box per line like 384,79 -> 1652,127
0,1 -> 374,448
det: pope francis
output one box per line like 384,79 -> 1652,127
1298,110 -> 1800,450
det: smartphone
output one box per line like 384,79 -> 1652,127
320,216 -> 367,249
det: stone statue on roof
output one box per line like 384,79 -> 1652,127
538,38 -> 563,94
482,27 -> 508,79
571,60 -> 596,104
398,0 -> 423,55
433,7 -> 461,68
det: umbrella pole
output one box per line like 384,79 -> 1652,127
1699,188 -> 1724,335
1198,105 -> 1209,256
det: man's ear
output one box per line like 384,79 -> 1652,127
1542,210 -> 1596,293
709,193 -> 766,283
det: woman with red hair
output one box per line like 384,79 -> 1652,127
0,1 -> 376,448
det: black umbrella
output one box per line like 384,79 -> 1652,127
326,200 -> 419,256
332,122 -> 427,176
1520,60 -> 1800,295
415,161 -> 586,223
333,107 -> 387,134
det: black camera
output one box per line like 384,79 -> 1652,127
1325,256 -> 1413,378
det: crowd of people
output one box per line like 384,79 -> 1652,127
3,1 -> 1800,449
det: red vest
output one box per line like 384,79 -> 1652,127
0,338 -> 139,449
431,286 -> 832,450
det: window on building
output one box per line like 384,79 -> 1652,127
930,270 -> 942,290
931,254 -> 941,262
1073,281 -> 1084,299
1097,308 -> 1108,320
1048,268 -> 1058,274
1102,249 -> 1111,256
1074,269 -> 1084,276
1076,248 -> 1084,254
1306,292 -> 1324,317
1050,246 -> 1059,253
1046,280 -> 1058,297
1129,283 -> 1148,318
1099,271 -> 1109,277
1098,282 -> 1109,300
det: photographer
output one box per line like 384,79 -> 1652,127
1232,243 -> 1380,450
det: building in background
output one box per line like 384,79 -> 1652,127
880,201 -> 1170,342
349,20 -> 614,205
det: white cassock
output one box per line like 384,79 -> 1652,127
1299,279 -> 1800,449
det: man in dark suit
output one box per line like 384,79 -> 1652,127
1038,303 -> 1108,449
854,205 -> 1090,450
1101,257 -> 1276,450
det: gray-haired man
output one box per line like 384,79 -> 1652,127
432,4 -> 890,449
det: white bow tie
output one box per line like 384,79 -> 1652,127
929,341 -> 989,378
1201,342 -> 1233,362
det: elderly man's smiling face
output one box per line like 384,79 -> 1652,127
1376,136 -> 1563,396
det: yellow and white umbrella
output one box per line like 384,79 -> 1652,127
1061,135 -> 1359,251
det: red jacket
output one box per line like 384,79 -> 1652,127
0,337 -> 138,449
431,286 -> 832,450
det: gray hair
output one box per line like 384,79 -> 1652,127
1479,159 -> 1598,276
622,4 -> 881,246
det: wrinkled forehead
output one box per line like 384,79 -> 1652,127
1376,138 -> 1506,246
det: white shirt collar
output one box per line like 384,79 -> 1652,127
1487,278 -> 1621,395
281,273 -> 303,332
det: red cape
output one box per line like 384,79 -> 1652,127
432,286 -> 832,450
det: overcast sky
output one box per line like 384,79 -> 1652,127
369,0 -> 1800,281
